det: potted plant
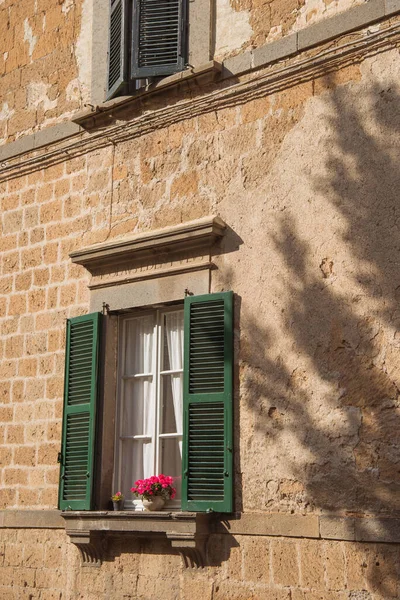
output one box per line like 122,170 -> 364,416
131,474 -> 176,511
111,491 -> 124,511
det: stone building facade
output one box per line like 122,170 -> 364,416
1,0 -> 400,598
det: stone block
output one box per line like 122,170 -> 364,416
33,122 -> 81,150
271,539 -> 299,586
324,541 -> 346,591
223,51 -> 253,77
385,0 -> 400,13
181,575 -> 214,600
355,518 -> 400,543
298,0 -> 385,50
216,513 -> 319,538
253,34 -> 298,69
320,516 -> 356,541
0,136 -> 35,162
300,539 -> 325,589
242,536 -> 270,583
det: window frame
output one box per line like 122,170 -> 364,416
113,305 -> 184,510
58,292 -> 234,513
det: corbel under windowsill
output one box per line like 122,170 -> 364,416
62,510 -> 213,568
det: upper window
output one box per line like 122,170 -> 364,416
107,0 -> 187,99
115,308 -> 184,509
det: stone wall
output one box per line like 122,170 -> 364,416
0,0 -> 378,145
1,38 -> 400,515
1,0 -> 400,597
1,526 -> 400,599
0,0 -> 86,144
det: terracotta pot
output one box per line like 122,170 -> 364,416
142,496 -> 165,511
113,500 -> 124,511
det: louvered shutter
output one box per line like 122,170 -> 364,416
182,292 -> 233,513
131,0 -> 186,78
107,0 -> 128,99
58,313 -> 102,511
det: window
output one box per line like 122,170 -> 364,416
115,308 -> 184,509
107,0 -> 187,99
58,292 -> 233,513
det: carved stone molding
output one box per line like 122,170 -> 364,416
69,216 -> 227,311
69,216 -> 226,277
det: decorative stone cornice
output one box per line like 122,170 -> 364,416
69,216 -> 226,276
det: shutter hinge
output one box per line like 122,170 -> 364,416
57,452 -> 62,464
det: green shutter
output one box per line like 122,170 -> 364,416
131,0 -> 186,78
107,0 -> 128,99
58,313 -> 102,511
182,292 -> 233,513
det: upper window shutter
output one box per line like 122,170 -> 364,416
182,292 -> 234,513
131,0 -> 186,78
58,313 -> 102,511
107,0 -> 128,99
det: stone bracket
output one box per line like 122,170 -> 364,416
167,533 -> 208,568
66,529 -> 108,567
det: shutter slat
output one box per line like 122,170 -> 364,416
131,0 -> 186,78
58,313 -> 101,511
182,292 -> 233,513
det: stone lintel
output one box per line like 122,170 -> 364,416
70,216 -> 226,275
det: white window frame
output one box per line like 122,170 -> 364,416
113,305 -> 184,510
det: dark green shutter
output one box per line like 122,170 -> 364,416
182,292 -> 233,513
58,313 -> 101,511
107,0 -> 128,99
131,0 -> 186,78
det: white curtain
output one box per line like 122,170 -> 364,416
123,316 -> 155,482
165,312 -> 184,457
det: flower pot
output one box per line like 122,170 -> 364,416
113,500 -> 124,511
142,497 -> 165,511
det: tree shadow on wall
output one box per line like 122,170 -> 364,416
239,71 -> 400,597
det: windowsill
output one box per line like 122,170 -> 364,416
72,61 -> 222,131
62,510 -> 214,567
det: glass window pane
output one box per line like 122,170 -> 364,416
120,439 -> 153,499
124,315 -> 154,374
121,377 -> 154,436
161,437 -> 182,500
163,311 -> 184,371
161,374 -> 183,434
